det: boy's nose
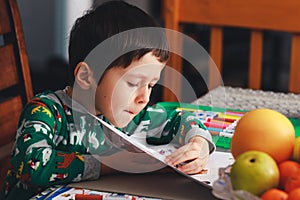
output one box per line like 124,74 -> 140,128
135,86 -> 150,104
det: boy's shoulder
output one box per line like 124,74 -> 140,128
23,90 -> 67,119
31,90 -> 63,106
33,90 -> 56,99
21,90 -> 70,131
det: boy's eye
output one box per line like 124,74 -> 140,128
127,82 -> 138,87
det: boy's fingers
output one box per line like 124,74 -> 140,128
178,156 -> 209,174
164,139 -> 209,167
165,149 -> 198,166
164,146 -> 187,165
178,161 -> 203,174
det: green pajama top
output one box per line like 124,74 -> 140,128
0,89 -> 215,200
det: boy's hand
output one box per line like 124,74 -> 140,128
165,136 -> 209,174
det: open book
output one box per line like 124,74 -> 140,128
90,113 -> 234,188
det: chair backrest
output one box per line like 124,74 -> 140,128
0,0 -> 33,186
162,0 -> 300,101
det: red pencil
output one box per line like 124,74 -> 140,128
212,117 -> 236,123
204,121 -> 228,129
75,194 -> 102,200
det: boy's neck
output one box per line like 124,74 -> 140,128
65,86 -> 73,99
65,86 -> 100,115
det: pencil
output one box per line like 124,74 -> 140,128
204,122 -> 228,129
209,131 -> 233,138
224,111 -> 245,117
75,194 -> 103,200
218,113 -> 241,120
213,117 -> 236,123
206,118 -> 232,125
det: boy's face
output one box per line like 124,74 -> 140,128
95,52 -> 165,128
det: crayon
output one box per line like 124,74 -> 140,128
219,132 -> 234,138
75,194 -> 103,200
206,118 -> 232,125
207,127 -> 234,133
212,117 -> 236,123
217,113 -> 241,120
224,111 -> 244,117
226,110 -> 246,115
103,194 -> 137,200
176,107 -> 197,112
209,131 -> 233,138
204,122 -> 228,129
75,194 -> 137,200
42,186 -> 71,199
207,127 -> 225,132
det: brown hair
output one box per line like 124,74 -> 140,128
68,1 -> 169,84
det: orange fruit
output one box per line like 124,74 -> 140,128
292,137 -> 300,162
288,188 -> 300,200
284,172 -> 300,193
261,188 -> 288,200
278,160 -> 300,189
230,108 -> 295,163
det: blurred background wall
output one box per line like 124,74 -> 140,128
17,0 -> 160,94
17,0 -> 291,103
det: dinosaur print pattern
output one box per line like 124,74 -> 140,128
56,152 -> 84,169
1,90 -> 213,200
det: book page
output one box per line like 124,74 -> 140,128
90,113 -> 233,187
136,143 -> 234,186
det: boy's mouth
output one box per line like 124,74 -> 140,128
125,110 -> 135,115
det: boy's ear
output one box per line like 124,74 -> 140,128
74,62 -> 96,89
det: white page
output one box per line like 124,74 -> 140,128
90,113 -> 233,187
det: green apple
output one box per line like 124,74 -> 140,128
230,150 -> 279,196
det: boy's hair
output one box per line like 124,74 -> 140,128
68,0 -> 169,84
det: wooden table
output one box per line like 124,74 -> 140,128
69,171 -> 219,200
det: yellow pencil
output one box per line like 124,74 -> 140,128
218,113 -> 241,120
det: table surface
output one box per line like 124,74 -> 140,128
193,86 -> 300,119
69,171 -> 219,200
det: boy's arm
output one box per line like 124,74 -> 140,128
9,99 -> 103,188
142,103 -> 215,153
10,103 -> 84,187
143,103 -> 215,174
124,103 -> 215,174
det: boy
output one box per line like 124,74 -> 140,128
1,1 -> 215,199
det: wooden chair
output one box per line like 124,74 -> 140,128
161,0 -> 300,102
0,0 -> 33,187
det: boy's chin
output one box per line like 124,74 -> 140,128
112,119 -> 131,128
109,113 -> 136,128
